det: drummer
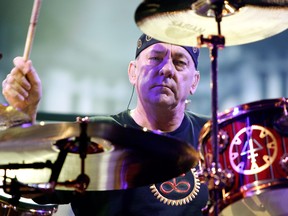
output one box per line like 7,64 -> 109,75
2,34 -> 210,216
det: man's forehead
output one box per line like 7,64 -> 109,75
145,43 -> 190,56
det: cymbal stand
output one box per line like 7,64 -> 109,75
3,170 -> 21,206
52,118 -> 91,192
197,1 -> 225,215
0,161 -> 54,201
49,140 -> 69,187
74,118 -> 90,192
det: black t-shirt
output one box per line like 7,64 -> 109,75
69,110 -> 210,216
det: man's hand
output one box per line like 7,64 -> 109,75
2,56 -> 42,122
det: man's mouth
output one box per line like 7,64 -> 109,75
153,84 -> 174,93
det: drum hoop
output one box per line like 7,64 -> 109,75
220,178 -> 288,209
240,178 -> 288,196
217,98 -> 287,125
198,97 -> 288,145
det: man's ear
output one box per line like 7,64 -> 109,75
190,71 -> 200,95
128,60 -> 137,85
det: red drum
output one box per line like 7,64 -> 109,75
199,98 -> 288,216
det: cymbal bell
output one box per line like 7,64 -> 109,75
0,121 -> 200,192
0,104 -> 31,130
135,0 -> 288,46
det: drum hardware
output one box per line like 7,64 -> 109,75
198,161 -> 235,216
218,129 -> 229,153
279,153 -> 288,174
48,121 -> 91,194
199,162 -> 234,190
192,0 -> 244,17
0,171 -> 56,216
47,140 -> 90,194
135,1 -> 288,215
0,162 -> 54,200
52,118 -> 91,193
0,177 -> 57,216
74,118 -> 90,193
0,119 -> 100,195
198,128 -> 234,214
273,97 -> 288,135
198,129 -> 232,188
48,140 -> 69,192
0,162 -> 53,170
0,131 -> 91,197
190,4 -> 224,216
1,176 -> 54,202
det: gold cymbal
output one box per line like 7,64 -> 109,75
135,0 -> 288,46
0,104 -> 31,130
0,121 -> 200,191
244,0 -> 288,7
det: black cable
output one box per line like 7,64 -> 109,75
127,85 -> 135,110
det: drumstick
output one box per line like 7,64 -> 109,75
23,0 -> 42,61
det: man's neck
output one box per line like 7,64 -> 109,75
130,105 -> 185,132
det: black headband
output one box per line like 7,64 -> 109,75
135,34 -> 200,69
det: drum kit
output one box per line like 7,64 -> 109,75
0,0 -> 287,215
0,108 -> 200,215
134,0 -> 288,215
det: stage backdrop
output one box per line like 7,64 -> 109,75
0,0 -> 287,119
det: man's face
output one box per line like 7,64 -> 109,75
131,43 -> 199,109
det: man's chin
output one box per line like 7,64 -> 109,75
151,95 -> 176,107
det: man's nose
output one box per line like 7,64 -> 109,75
159,58 -> 175,78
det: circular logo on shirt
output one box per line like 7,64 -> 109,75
150,168 -> 200,206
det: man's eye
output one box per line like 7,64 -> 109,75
174,60 -> 187,67
149,57 -> 162,61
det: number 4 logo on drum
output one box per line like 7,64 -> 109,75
229,125 -> 278,175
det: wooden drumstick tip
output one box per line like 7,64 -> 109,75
23,0 -> 42,61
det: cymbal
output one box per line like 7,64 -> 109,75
244,0 -> 288,7
0,121 -> 199,192
0,104 -> 31,130
135,0 -> 288,46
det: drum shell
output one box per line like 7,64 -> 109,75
199,98 -> 288,213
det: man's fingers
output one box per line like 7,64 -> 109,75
2,81 -> 28,100
13,57 -> 34,75
6,68 -> 32,91
26,66 -> 41,87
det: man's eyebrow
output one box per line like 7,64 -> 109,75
174,52 -> 189,58
149,49 -> 165,55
